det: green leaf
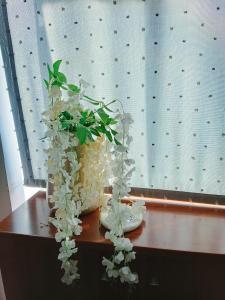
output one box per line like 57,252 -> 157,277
83,95 -> 100,106
90,128 -> 100,137
87,130 -> 94,141
80,110 -> 96,127
111,129 -> 118,136
97,108 -> 110,124
57,72 -> 67,83
60,121 -> 70,130
114,137 -> 121,145
89,101 -> 99,106
89,111 -> 95,118
97,125 -> 107,134
109,119 -> 118,125
53,60 -> 62,75
47,64 -> 54,80
68,84 -> 80,93
87,111 -> 95,123
59,111 -> 74,120
104,106 -> 114,112
105,118 -> 113,125
105,130 -> 112,142
44,79 -> 49,89
51,80 -> 62,87
84,95 -> 99,104
76,125 -> 87,144
81,110 -> 88,119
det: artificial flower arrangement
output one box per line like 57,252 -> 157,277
42,60 -> 146,285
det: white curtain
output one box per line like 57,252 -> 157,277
7,0 -> 225,195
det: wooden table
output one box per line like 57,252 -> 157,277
0,191 -> 225,300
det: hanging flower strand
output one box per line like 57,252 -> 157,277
43,60 -> 117,285
102,110 -> 146,284
43,91 -> 82,284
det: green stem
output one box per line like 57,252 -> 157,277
83,95 -> 117,111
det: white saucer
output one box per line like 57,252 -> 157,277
100,207 -> 143,233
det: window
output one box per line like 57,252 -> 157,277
1,0 -> 225,203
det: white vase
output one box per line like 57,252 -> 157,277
47,136 -> 111,215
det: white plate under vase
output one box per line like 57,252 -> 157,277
100,205 -> 144,233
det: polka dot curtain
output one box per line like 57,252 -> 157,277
6,0 -> 225,195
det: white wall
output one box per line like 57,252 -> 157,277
0,45 -> 26,300
0,49 -> 25,211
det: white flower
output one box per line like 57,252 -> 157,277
114,251 -> 124,264
115,145 -> 127,153
120,266 -> 130,275
58,239 -> 77,261
125,251 -> 136,262
79,78 -> 90,89
124,159 -> 135,166
125,167 -> 135,179
67,92 -> 80,105
102,257 -> 114,270
61,262 -> 80,285
114,237 -> 133,252
61,259 -> 80,284
69,259 -> 79,274
119,267 -> 138,284
126,136 -> 133,146
55,231 -> 67,242
61,273 -> 74,285
105,231 -> 116,242
108,269 -> 119,278
73,224 -> 82,235
48,86 -> 62,98
121,117 -> 133,126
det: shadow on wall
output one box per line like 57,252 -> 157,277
0,137 -> 11,221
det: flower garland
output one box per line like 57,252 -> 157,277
102,113 -> 146,284
43,95 -> 82,284
43,82 -> 111,284
42,60 -> 145,285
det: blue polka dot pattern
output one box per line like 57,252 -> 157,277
6,0 -> 225,195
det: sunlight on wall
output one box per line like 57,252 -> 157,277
0,48 -> 26,211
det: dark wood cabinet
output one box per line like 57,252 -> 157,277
1,192 -> 225,300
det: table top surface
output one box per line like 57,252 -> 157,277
0,191 -> 225,255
